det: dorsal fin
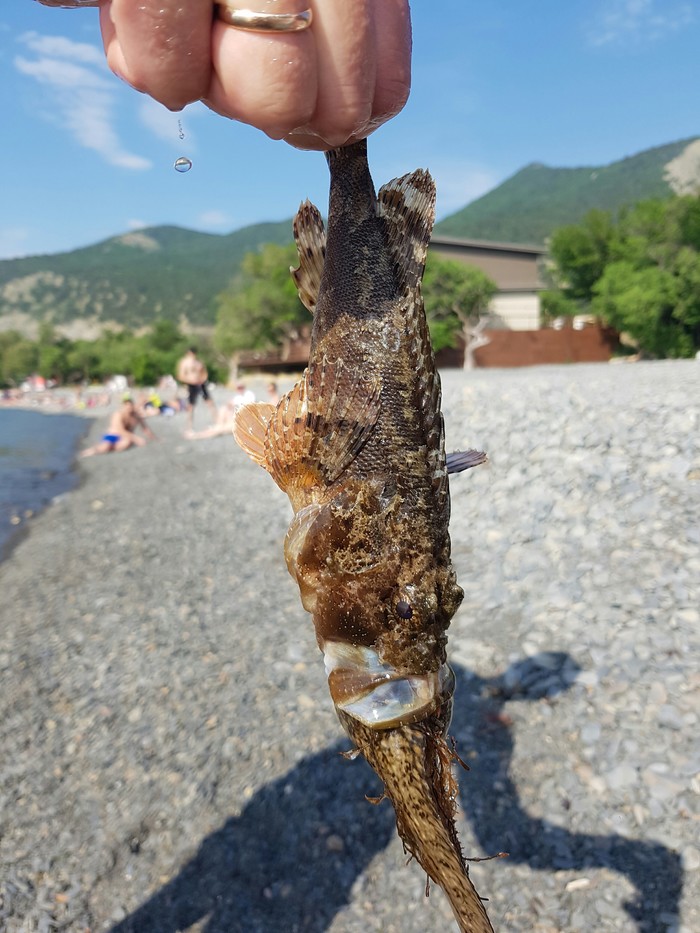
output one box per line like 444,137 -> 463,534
291,200 -> 326,314
376,169 -> 436,293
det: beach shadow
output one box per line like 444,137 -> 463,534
451,653 -> 683,932
110,654 -> 682,933
110,741 -> 394,933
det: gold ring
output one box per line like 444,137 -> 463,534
215,4 -> 312,32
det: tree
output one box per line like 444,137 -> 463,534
548,209 -> 617,301
547,195 -> 700,358
592,262 -> 690,357
539,289 -> 579,324
66,340 -> 102,383
214,243 -> 309,364
149,319 -> 186,353
422,255 -> 497,367
38,343 -> 69,382
1,337 -> 39,385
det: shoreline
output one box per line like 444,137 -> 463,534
0,374 -> 282,565
0,407 -> 93,565
1,360 -> 699,932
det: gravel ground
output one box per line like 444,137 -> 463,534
1,360 -> 698,933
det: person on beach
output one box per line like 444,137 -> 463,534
184,397 -> 238,440
80,396 -> 156,458
231,382 -> 255,409
35,1 -> 411,154
184,383 -> 258,440
176,348 -> 217,431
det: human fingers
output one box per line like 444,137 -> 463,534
207,0 -> 411,151
206,0 -> 316,139
366,0 -> 412,131
99,0 -> 213,111
289,0 -> 376,148
280,0 -> 411,150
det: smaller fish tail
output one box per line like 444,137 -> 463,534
339,713 -> 495,933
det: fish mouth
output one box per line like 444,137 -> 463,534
323,641 -> 455,731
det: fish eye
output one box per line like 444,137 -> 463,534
396,600 -> 413,620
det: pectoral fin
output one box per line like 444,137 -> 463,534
266,358 -> 382,494
232,402 -> 275,468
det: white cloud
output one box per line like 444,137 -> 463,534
127,219 -> 148,230
14,32 -> 151,171
15,55 -> 111,90
19,31 -> 106,67
588,0 -> 695,46
197,210 -> 231,228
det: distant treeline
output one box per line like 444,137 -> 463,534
0,320 -> 226,389
1,247 -> 497,387
3,193 -> 698,388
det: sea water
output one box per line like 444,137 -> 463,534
0,408 -> 88,561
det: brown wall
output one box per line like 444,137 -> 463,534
241,325 -> 618,373
473,324 -> 618,368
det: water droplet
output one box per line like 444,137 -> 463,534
174,157 -> 192,173
177,119 -> 185,140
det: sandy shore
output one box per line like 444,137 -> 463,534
1,361 -> 699,932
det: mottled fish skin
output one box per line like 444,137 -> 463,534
339,712 -> 494,933
233,139 -> 492,932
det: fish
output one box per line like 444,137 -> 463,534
233,138 -> 493,933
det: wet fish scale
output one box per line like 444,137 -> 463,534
233,139 -> 493,932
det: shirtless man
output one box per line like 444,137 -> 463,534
176,347 -> 216,430
80,397 -> 156,458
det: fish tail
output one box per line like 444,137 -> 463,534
339,712 -> 495,933
319,140 -> 398,326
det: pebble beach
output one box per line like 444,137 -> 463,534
1,360 -> 699,933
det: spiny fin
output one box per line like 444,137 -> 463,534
397,291 -> 448,516
291,200 -> 326,313
266,359 -> 382,493
233,402 -> 275,469
446,449 -> 487,474
377,169 -> 436,293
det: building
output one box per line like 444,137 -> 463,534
429,235 -> 545,330
237,233 -> 616,371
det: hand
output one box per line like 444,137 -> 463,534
97,0 -> 412,150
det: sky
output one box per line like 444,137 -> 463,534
1,0 -> 699,260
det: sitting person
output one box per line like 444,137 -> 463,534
184,397 -> 239,440
80,396 -> 156,457
142,391 -> 177,416
231,382 -> 256,409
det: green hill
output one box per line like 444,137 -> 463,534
434,136 -> 700,244
2,137 -> 699,335
0,221 -> 293,333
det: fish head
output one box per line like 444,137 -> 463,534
283,477 -> 463,731
285,492 -> 464,646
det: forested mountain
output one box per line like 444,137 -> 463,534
0,221 -> 292,334
434,137 -> 700,244
2,137 -> 698,334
